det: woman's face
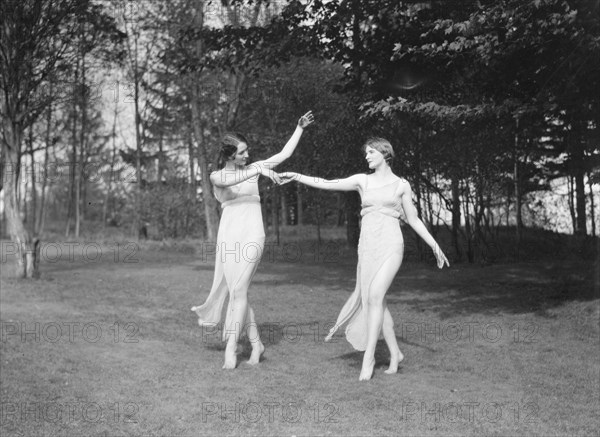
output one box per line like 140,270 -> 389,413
365,146 -> 385,169
230,142 -> 249,166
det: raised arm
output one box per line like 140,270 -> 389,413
255,111 -> 314,170
211,112 -> 313,188
400,180 -> 450,268
280,172 -> 363,192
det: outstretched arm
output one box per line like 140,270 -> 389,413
400,181 -> 450,268
279,172 -> 363,192
210,166 -> 263,188
210,112 -> 313,188
255,111 -> 314,170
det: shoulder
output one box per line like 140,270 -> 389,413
209,170 -> 221,183
352,173 -> 369,191
395,177 -> 411,196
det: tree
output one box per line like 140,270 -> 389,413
1,0 -> 121,277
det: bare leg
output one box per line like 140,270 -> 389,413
246,307 -> 264,365
383,307 -> 403,374
359,254 -> 402,381
222,265 -> 257,370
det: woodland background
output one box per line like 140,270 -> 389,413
1,0 -> 599,277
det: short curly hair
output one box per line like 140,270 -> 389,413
218,132 -> 248,167
362,137 -> 395,165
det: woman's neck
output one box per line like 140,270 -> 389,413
372,164 -> 394,178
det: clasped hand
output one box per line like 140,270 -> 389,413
263,171 -> 297,185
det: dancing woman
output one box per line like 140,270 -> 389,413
192,111 -> 314,369
280,137 -> 449,380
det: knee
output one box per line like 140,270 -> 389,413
232,289 -> 249,306
367,292 -> 385,307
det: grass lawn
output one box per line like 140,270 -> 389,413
1,236 -> 599,436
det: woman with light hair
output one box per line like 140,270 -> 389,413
192,111 -> 314,369
279,137 -> 449,380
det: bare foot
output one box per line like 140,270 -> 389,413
359,356 -> 376,381
222,343 -> 237,370
247,342 -> 265,365
384,349 -> 404,374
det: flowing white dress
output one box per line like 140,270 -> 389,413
325,176 -> 404,350
192,175 -> 265,341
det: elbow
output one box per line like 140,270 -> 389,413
407,218 -> 421,229
279,152 -> 292,161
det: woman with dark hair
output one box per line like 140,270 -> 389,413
279,137 -> 449,380
192,111 -> 314,369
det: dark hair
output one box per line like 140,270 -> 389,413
218,132 -> 248,168
362,137 -> 395,165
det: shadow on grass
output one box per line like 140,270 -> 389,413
387,261 -> 599,318
15,239 -> 598,321
190,253 -> 598,320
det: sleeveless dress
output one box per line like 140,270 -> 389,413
325,176 -> 404,350
191,175 -> 265,341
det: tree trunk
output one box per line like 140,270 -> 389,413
271,187 -> 280,244
23,159 -> 28,226
281,188 -> 289,226
336,192 -> 345,227
425,171 -> 435,234
505,184 -> 511,231
75,48 -> 87,238
451,175 -> 462,259
37,97 -> 52,234
65,96 -> 78,237
474,162 -> 485,241
514,120 -> 523,248
462,180 -> 474,263
27,126 -> 37,234
190,103 -> 220,241
297,183 -> 304,226
315,191 -> 322,245
572,135 -> 587,235
133,33 -> 143,239
187,130 -> 196,197
3,124 -> 40,278
103,100 -> 118,227
345,191 -> 360,249
414,179 -> 424,260
588,172 -> 596,237
188,1 -> 219,241
568,176 -> 576,234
